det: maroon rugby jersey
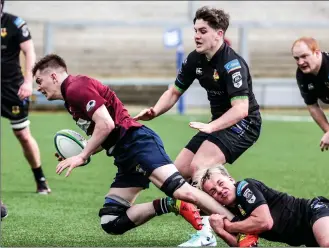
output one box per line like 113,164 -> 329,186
60,75 -> 142,151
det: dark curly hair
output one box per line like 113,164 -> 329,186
193,6 -> 230,33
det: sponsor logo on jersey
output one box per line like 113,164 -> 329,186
196,68 -> 203,75
232,71 -> 242,88
21,25 -> 29,37
237,180 -> 248,196
213,69 -> 219,81
308,83 -> 314,90
14,17 -> 26,28
86,100 -> 96,112
243,188 -> 256,204
224,59 -> 241,73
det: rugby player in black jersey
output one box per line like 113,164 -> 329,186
134,6 -> 261,247
1,0 -> 50,198
197,165 -> 329,247
292,37 -> 329,152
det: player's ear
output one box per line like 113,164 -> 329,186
315,49 -> 321,58
216,29 -> 223,40
50,73 -> 57,83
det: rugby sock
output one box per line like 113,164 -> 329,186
152,197 -> 173,216
32,166 -> 46,183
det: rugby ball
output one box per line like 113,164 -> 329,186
54,129 -> 91,165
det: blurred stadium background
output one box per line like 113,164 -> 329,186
1,1 -> 329,247
5,1 -> 329,110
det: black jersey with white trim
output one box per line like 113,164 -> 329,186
174,42 -> 259,119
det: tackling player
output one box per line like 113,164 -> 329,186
198,165 -> 329,247
292,37 -> 329,151
31,54 -> 244,238
134,6 -> 261,246
1,0 -> 51,194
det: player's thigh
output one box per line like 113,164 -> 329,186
175,132 -> 208,176
204,119 -> 261,165
191,140 -> 226,172
105,187 -> 143,204
109,166 -> 151,204
310,197 -> 329,246
174,148 -> 195,179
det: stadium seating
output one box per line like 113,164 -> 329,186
6,1 -> 329,78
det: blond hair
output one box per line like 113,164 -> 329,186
194,164 -> 231,190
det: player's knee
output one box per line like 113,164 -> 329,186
98,195 -> 136,235
160,171 -> 187,198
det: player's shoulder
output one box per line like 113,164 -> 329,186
323,51 -> 329,62
4,13 -> 27,28
236,178 -> 261,196
185,50 -> 201,65
222,46 -> 246,73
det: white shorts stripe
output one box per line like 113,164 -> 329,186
11,120 -> 30,129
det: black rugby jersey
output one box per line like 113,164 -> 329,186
296,52 -> 329,105
1,13 -> 31,86
230,178 -> 312,246
175,42 -> 259,119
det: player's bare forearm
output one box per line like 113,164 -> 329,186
20,40 -> 36,84
209,98 -> 248,132
79,106 -> 115,160
224,215 -> 272,234
308,104 -> 329,132
153,85 -> 181,117
80,122 -> 113,160
93,145 -> 104,155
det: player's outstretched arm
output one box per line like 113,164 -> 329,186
206,98 -> 249,132
224,204 -> 273,234
133,85 -> 182,121
307,103 -> 329,133
79,105 -> 114,160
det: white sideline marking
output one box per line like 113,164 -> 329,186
167,114 -> 326,123
261,114 -> 315,122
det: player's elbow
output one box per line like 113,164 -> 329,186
236,104 -> 248,119
259,216 -> 273,231
98,120 -> 115,134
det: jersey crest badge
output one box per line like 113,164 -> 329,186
213,69 -> 219,81
1,28 -> 7,37
325,81 -> 329,88
308,83 -> 314,90
12,106 -> 20,115
237,204 -> 246,216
